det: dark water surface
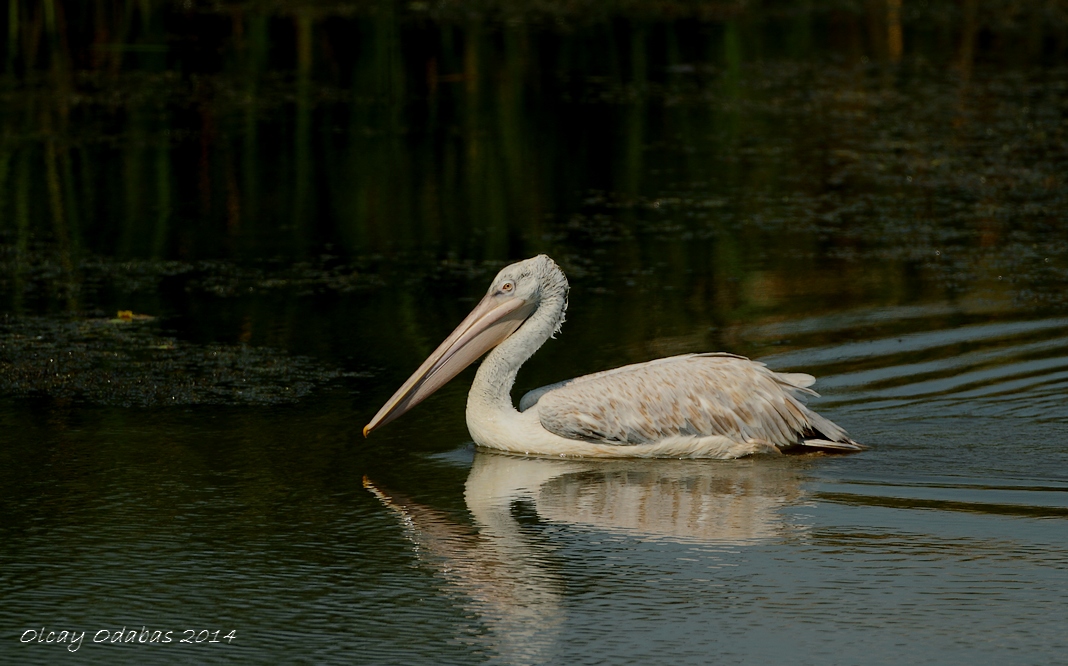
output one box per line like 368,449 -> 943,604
2,2 -> 1068,663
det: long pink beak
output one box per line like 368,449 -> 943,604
363,292 -> 535,436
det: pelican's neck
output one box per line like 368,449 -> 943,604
468,292 -> 565,414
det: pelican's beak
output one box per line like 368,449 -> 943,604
363,291 -> 535,436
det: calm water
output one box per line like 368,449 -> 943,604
2,2 -> 1068,663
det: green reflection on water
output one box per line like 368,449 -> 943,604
0,2 -> 1063,281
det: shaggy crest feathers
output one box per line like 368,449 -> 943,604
531,255 -> 569,338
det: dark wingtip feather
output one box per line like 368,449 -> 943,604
797,438 -> 866,452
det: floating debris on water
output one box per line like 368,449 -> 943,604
0,315 -> 369,407
110,310 -> 155,324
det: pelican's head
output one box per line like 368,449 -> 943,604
488,254 -> 569,331
363,255 -> 568,437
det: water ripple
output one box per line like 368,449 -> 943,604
762,316 -> 1068,422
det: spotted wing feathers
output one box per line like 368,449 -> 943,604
526,353 -> 860,450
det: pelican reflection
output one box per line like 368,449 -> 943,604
364,452 -> 810,663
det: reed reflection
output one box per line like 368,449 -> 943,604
364,452 -> 808,661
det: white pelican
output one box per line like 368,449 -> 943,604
364,255 -> 862,458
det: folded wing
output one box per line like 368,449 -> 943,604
525,353 -> 858,449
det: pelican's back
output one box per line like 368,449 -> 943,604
524,353 -> 860,451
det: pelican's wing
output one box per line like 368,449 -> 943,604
528,353 -> 860,449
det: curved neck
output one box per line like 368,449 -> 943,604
468,292 -> 565,413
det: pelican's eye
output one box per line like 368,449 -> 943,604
500,281 -> 515,293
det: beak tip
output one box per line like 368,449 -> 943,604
362,424 -> 372,438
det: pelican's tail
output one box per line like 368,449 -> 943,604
795,406 -> 866,452
797,437 -> 866,452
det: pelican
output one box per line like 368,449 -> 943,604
364,255 -> 862,458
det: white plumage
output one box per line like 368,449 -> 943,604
524,353 -> 853,447
365,255 -> 862,459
